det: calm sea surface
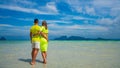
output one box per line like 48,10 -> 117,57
0,40 -> 120,68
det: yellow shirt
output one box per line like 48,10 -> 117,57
41,26 -> 48,34
30,25 -> 41,42
40,26 -> 49,41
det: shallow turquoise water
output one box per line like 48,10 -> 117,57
0,40 -> 120,68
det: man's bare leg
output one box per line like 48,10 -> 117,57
31,48 -> 35,65
31,48 -> 39,65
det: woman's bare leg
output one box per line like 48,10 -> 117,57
41,51 -> 47,64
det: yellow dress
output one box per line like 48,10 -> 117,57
40,26 -> 49,52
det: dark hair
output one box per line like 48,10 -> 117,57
42,20 -> 48,29
34,19 -> 39,23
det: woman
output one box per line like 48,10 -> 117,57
39,20 -> 49,64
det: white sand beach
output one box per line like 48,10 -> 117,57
0,41 -> 120,68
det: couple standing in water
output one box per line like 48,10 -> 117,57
30,19 -> 49,65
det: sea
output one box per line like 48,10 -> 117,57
0,40 -> 120,68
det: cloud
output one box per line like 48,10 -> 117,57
0,1 -> 59,15
85,6 -> 96,15
64,0 -> 82,12
64,0 -> 96,15
0,4 -> 57,15
47,20 -> 72,24
17,0 -> 37,6
46,2 -> 58,13
110,7 -> 120,16
61,15 -> 95,21
48,23 -> 108,36
48,23 -> 109,38
16,18 -> 33,21
96,18 -> 114,25
0,24 -> 30,37
0,0 -> 36,5
64,0 -> 120,17
0,24 -> 13,27
93,0 -> 113,8
95,16 -> 120,39
109,16 -> 120,31
93,0 -> 120,16
66,25 -> 108,31
0,15 -> 34,22
0,5 -> 42,14
49,23 -> 107,31
38,2 -> 58,14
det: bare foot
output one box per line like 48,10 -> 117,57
43,60 -> 47,64
30,62 -> 35,65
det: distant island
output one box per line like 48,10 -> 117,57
54,36 -> 120,40
0,37 -> 6,40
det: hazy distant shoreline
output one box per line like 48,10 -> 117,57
0,36 -> 120,41
4,39 -> 119,41
54,36 -> 120,41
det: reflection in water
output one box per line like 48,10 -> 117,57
31,64 -> 47,68
43,64 -> 47,68
31,65 -> 35,68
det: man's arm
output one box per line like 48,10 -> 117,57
30,32 -> 32,43
32,31 -> 48,41
40,32 -> 48,41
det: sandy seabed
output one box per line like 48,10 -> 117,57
0,41 -> 120,68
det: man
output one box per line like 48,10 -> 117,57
30,19 -> 41,65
